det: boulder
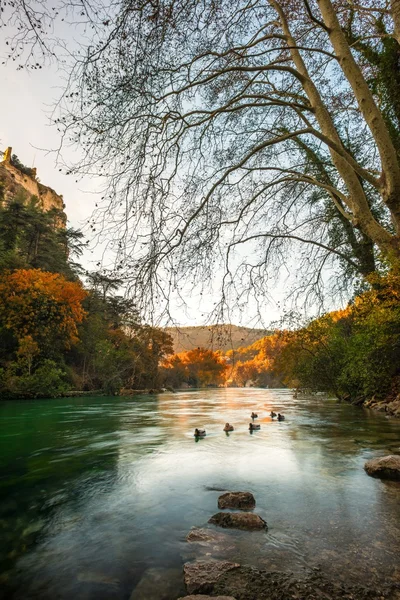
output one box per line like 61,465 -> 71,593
364,455 -> 400,480
178,596 -> 236,600
183,561 -> 240,594
129,567 -> 185,600
209,512 -> 267,531
217,491 -> 255,510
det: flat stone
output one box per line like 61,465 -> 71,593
129,567 -> 184,600
178,596 -> 236,600
218,491 -> 255,510
183,561 -> 240,595
209,512 -> 267,531
364,455 -> 400,480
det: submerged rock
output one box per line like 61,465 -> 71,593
364,455 -> 400,480
186,527 -> 230,544
217,492 -> 256,510
129,567 -> 184,600
209,512 -> 267,531
77,571 -> 119,587
178,596 -> 236,600
183,560 -> 240,594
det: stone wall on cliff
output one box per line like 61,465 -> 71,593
0,147 -> 66,224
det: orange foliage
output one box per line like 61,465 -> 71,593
163,347 -> 228,386
0,269 -> 87,350
227,333 -> 287,386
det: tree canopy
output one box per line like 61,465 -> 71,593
40,0 -> 400,317
3,0 -> 400,317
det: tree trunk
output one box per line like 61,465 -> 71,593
317,0 -> 400,231
270,0 -> 400,261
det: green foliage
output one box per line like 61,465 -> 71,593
66,279 -> 173,393
273,273 -> 400,403
0,178 -> 174,399
0,193 -> 84,279
3,360 -> 68,399
10,154 -> 36,178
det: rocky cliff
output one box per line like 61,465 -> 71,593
0,147 -> 66,224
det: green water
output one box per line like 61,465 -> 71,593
0,388 -> 399,599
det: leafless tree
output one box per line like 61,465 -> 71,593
0,0 -> 110,67
5,0 -> 400,319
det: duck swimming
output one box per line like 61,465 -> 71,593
194,428 -> 206,437
270,411 -> 277,418
223,423 -> 234,432
277,414 -> 285,421
249,422 -> 260,430
251,412 -> 258,419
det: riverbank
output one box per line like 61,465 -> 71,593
361,393 -> 400,418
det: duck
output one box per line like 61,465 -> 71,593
270,411 -> 277,418
223,423 -> 234,432
249,422 -> 260,430
277,414 -> 285,421
194,428 -> 206,437
251,412 -> 258,419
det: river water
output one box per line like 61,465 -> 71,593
0,388 -> 399,599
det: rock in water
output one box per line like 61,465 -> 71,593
217,491 -> 256,510
183,561 -> 240,594
179,596 -> 236,600
364,455 -> 400,480
129,567 -> 184,600
208,512 -> 267,531
186,527 -> 229,543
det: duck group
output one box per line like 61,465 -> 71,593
194,407 -> 287,437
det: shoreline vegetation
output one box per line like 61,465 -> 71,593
0,157 -> 399,416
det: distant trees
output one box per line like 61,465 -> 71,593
10,154 -> 35,178
161,348 -> 228,387
0,192 -> 174,397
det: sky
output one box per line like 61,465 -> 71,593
0,60 -> 290,328
0,14 -> 323,329
0,65 -> 96,237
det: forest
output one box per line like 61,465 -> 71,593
1,173 -> 399,407
162,277 -> 400,415
0,0 -> 400,410
0,183 -> 174,398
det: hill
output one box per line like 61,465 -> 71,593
165,324 -> 272,353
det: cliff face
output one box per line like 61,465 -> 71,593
0,147 -> 66,224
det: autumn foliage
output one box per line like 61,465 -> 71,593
161,347 -> 228,387
0,269 -> 87,352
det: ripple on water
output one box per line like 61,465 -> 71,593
0,388 -> 399,599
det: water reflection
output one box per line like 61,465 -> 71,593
0,389 -> 399,599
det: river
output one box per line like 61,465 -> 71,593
0,388 -> 399,599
